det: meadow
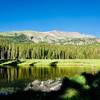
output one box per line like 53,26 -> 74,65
0,59 -> 100,68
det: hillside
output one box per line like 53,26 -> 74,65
0,30 -> 99,45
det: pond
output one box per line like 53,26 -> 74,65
0,66 -> 95,81
0,66 -> 97,97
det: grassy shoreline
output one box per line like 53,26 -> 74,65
0,59 -> 100,68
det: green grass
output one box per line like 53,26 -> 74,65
61,88 -> 81,100
70,75 -> 86,85
0,59 -> 100,68
0,60 -> 16,67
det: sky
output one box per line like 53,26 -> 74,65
0,0 -> 100,37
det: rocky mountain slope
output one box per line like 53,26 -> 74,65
0,30 -> 99,45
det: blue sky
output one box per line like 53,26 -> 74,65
0,0 -> 100,37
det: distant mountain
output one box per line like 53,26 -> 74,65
0,30 -> 99,45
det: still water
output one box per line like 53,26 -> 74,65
0,66 -> 94,81
0,66 -> 95,94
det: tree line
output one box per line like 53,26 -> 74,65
0,36 -> 100,59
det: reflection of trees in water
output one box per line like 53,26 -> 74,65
0,72 -> 100,100
0,66 -> 98,82
1,72 -> 100,100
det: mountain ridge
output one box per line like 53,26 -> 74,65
0,30 -> 99,45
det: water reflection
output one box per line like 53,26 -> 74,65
0,66 -> 94,82
0,66 -> 97,95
